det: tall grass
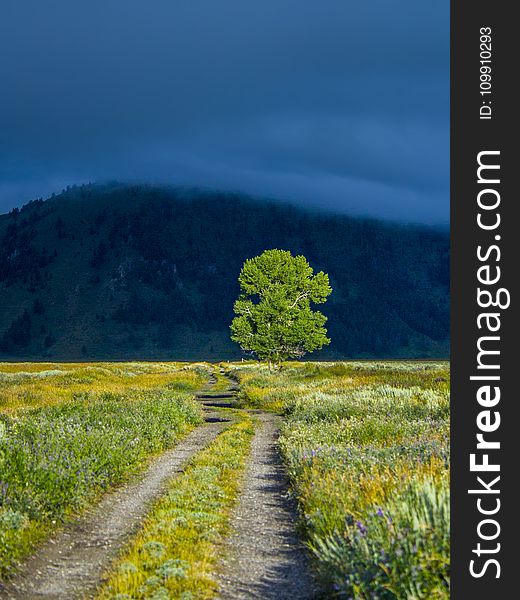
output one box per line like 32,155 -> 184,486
0,363 -> 207,577
314,479 -> 450,599
0,362 -> 207,414
232,361 -> 450,599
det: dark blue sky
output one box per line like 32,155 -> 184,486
0,1 -> 449,223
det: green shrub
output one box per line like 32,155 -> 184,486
313,479 -> 450,599
0,390 -> 202,575
232,361 -> 450,598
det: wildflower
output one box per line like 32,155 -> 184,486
355,520 -> 367,536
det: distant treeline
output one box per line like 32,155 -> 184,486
0,183 -> 449,359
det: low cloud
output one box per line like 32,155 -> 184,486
0,0 -> 449,222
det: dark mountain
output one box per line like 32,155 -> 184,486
0,183 -> 449,360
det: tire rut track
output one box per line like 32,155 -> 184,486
2,380 -> 228,600
3,372 -> 318,599
217,412 -> 317,599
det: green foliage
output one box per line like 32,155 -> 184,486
0,383 -> 203,576
96,415 -> 255,599
230,250 -> 332,365
0,361 -> 208,413
0,311 -> 32,351
231,361 -> 450,598
314,479 -> 450,599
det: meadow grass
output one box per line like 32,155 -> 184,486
1,361 -> 449,597
0,363 -> 208,577
230,361 -> 450,599
0,362 -> 208,414
95,413 -> 255,600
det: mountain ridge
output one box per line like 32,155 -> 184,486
0,183 -> 449,360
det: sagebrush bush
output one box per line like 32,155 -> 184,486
232,361 -> 450,599
313,479 -> 450,599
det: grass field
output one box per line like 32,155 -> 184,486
0,362 -> 207,576
0,360 -> 450,599
229,361 -> 450,598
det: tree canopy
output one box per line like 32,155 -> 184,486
230,249 -> 332,366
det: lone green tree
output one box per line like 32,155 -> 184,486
230,249 -> 332,368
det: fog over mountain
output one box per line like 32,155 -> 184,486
0,1 -> 449,222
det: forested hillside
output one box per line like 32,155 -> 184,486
0,183 -> 449,360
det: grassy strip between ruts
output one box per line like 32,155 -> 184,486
95,412 -> 255,600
